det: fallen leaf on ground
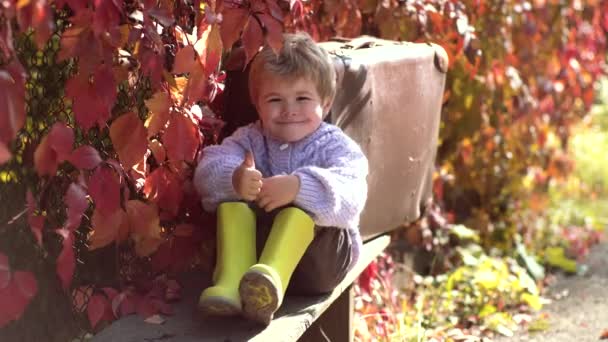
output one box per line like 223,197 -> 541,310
144,314 -> 165,325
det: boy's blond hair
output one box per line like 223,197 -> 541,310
248,32 -> 336,107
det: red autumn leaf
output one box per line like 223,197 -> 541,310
0,53 -> 26,144
102,287 -> 119,302
172,45 -> 197,74
145,91 -> 171,138
89,208 -> 128,250
258,13 -> 283,54
88,166 -> 121,216
33,122 -> 74,176
196,24 -> 223,77
0,252 -> 9,289
69,145 -> 102,170
65,70 -> 113,131
17,0 -> 55,49
139,49 -> 164,89
109,112 -> 148,169
111,292 -> 128,317
28,214 -> 44,247
149,139 -> 166,163
125,200 -> 160,237
173,224 -> 195,237
265,0 -> 284,22
0,142 -> 11,164
55,229 -> 75,290
242,17 -> 264,66
144,314 -> 165,324
124,201 -> 162,257
182,63 -> 209,105
219,7 -> 248,50
151,241 -> 171,272
133,234 -> 163,257
144,166 -> 184,217
33,133 -> 58,176
48,122 -> 75,160
163,114 -> 200,162
0,270 -> 38,327
87,294 -> 109,329
13,270 -> 37,301
92,0 -> 122,43
65,182 -> 88,230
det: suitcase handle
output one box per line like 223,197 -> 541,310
329,36 -> 381,50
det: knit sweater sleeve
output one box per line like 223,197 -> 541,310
292,135 -> 368,229
193,126 -> 253,212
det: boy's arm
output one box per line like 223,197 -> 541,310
292,137 -> 369,228
193,126 -> 253,211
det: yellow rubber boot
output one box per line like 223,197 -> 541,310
239,207 -> 314,325
198,202 -> 256,316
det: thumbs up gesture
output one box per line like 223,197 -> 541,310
232,151 -> 263,201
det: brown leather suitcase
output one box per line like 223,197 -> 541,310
220,36 -> 447,241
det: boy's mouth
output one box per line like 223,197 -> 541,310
275,120 -> 308,125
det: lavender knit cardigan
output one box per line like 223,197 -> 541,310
193,121 -> 369,261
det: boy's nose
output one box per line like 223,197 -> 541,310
281,103 -> 297,117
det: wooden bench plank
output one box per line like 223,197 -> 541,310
92,235 -> 390,342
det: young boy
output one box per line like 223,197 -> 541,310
193,32 -> 369,325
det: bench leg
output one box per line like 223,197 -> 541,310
299,285 -> 354,342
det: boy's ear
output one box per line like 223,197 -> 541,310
322,96 -> 334,116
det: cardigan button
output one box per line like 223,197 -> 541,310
279,143 -> 289,150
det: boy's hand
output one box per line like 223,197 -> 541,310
232,151 -> 262,201
257,175 -> 300,212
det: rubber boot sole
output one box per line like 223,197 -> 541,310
198,296 -> 241,316
239,270 -> 280,325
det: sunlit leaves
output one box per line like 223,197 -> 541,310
110,112 -> 148,169
242,17 -> 264,66
219,8 -> 248,50
173,45 -> 197,74
89,208 -> 128,250
125,200 -> 162,257
144,166 -> 183,217
163,114 -> 201,163
144,91 -> 171,138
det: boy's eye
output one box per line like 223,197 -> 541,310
296,96 -> 311,101
267,98 -> 281,103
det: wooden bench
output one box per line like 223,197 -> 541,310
93,38 -> 446,342
92,235 -> 390,342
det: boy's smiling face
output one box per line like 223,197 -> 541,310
255,72 -> 331,143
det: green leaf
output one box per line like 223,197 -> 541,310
515,240 -> 545,281
449,224 -> 480,243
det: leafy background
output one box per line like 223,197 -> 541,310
0,0 -> 606,340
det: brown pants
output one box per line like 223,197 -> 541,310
252,206 -> 353,296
